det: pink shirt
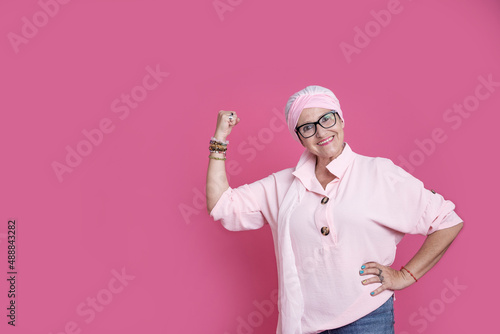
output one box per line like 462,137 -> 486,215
210,142 -> 463,334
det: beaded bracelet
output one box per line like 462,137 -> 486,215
209,141 -> 227,147
401,266 -> 418,282
209,143 -> 227,152
208,155 -> 226,161
211,137 -> 229,145
209,146 -> 226,153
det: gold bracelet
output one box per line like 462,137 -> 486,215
208,155 -> 226,161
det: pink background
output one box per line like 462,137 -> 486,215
1,0 -> 499,333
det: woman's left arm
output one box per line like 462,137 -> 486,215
360,222 -> 464,296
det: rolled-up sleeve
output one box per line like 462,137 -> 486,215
414,189 -> 464,235
372,158 -> 463,236
209,173 -> 282,231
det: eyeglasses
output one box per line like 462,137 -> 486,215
295,111 -> 338,139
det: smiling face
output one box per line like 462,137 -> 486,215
296,107 -> 345,162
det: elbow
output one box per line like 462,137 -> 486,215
206,197 -> 216,216
207,204 -> 214,216
450,221 -> 464,240
207,188 -> 230,216
206,194 -> 216,215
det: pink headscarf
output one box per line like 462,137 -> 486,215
285,85 -> 344,143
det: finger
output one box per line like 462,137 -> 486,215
361,262 -> 379,269
370,285 -> 386,297
361,277 -> 380,285
219,110 -> 230,118
359,267 -> 382,277
227,112 -> 237,123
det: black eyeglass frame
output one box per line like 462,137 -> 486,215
294,111 -> 339,139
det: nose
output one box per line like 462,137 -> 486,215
315,124 -> 329,138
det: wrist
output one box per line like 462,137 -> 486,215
400,266 -> 419,284
213,132 -> 227,142
395,269 -> 414,290
209,135 -> 228,160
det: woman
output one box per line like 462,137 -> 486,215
206,85 -> 463,334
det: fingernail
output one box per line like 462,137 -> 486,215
361,265 -> 366,269
370,292 -> 375,296
359,270 -> 364,274
362,280 -> 366,284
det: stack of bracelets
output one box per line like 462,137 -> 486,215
209,137 -> 228,161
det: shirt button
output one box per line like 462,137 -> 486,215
321,226 -> 330,236
321,197 -> 329,204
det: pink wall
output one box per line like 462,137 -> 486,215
1,0 -> 498,333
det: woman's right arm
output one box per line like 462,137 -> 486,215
206,110 -> 240,213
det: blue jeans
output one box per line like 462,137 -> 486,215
319,295 -> 395,334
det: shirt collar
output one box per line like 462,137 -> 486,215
292,142 -> 356,193
326,142 -> 355,180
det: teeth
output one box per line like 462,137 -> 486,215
318,136 -> 333,145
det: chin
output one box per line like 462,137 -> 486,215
318,149 -> 340,159
311,141 -> 343,159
